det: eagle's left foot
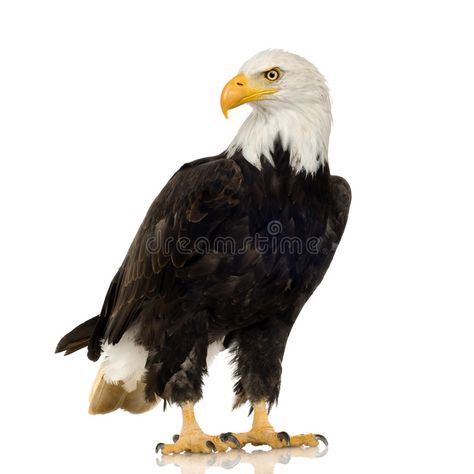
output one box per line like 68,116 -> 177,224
224,401 -> 328,450
226,429 -> 325,449
223,427 -> 290,449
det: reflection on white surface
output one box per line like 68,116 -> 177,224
156,445 -> 327,473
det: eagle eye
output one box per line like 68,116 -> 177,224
264,68 -> 280,81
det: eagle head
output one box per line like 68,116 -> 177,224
222,49 -> 331,175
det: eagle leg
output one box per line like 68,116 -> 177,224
225,401 -> 328,450
155,401 -> 238,455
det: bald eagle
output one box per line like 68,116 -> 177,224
56,49 -> 351,454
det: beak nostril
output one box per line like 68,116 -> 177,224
236,82 -> 244,86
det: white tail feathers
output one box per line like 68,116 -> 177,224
88,366 -> 159,415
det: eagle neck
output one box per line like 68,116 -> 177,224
226,102 -> 331,175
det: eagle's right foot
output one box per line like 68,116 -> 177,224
156,430 -> 231,454
155,401 -> 237,454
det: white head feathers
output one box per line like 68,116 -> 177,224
226,49 -> 332,175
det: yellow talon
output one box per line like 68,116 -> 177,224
228,401 -> 326,450
155,401 -> 231,454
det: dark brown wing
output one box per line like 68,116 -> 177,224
87,155 -> 243,360
327,175 -> 352,244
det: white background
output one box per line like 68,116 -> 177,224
1,1 -> 473,473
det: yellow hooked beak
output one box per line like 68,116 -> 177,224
220,73 -> 278,118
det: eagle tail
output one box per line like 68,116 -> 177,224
57,315 -> 159,414
55,315 -> 100,355
88,367 -> 158,415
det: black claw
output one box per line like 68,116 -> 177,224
172,434 -> 180,443
155,442 -> 165,453
314,434 -> 328,448
220,432 -> 242,449
227,433 -> 242,449
206,440 -> 216,452
277,431 -> 291,446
